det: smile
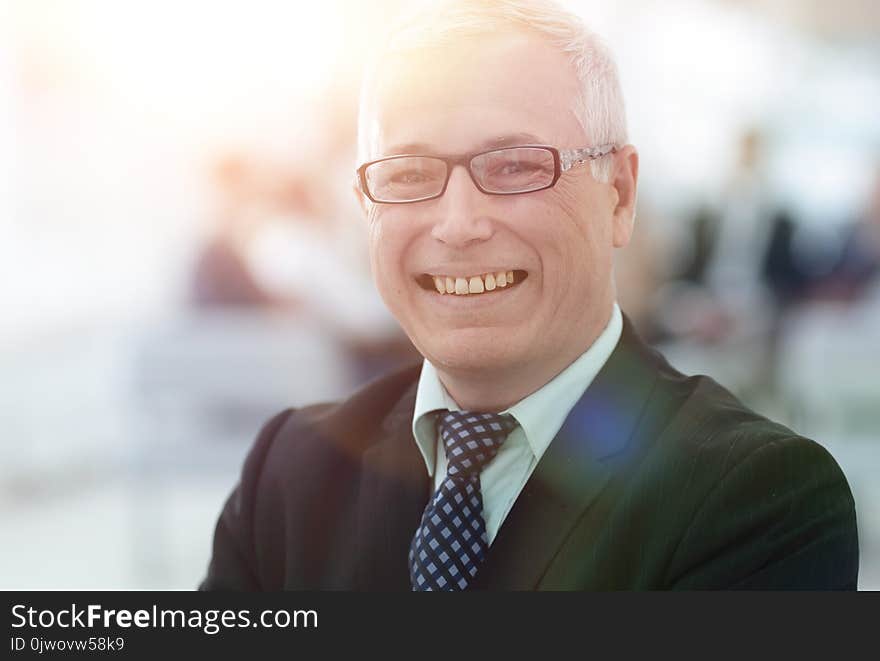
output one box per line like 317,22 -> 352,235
416,270 -> 528,295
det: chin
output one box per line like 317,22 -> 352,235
417,327 -> 526,374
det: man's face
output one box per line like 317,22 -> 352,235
362,33 -> 635,382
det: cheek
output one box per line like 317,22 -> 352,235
367,210 -> 412,297
536,182 -> 605,271
528,183 -> 615,317
366,212 -> 394,287
549,178 -> 607,240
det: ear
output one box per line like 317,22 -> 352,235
609,145 -> 639,248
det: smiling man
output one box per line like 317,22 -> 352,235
201,0 -> 858,590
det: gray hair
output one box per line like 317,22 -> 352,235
357,0 -> 628,183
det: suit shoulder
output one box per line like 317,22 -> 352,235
633,368 -> 858,588
616,322 -> 796,462
637,360 -> 853,510
277,361 -> 420,439
659,372 -> 798,465
250,362 -> 422,475
663,423 -> 858,589
646,369 -> 854,527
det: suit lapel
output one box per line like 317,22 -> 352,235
354,377 -> 428,590
473,317 -> 661,589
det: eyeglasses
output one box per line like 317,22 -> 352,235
356,144 -> 618,204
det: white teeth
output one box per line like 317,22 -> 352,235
468,276 -> 484,294
427,271 -> 521,295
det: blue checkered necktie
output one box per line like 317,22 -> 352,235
409,410 -> 517,591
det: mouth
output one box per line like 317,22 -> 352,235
415,269 -> 529,296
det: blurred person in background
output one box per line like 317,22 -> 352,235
657,127 -> 805,401
201,0 -> 858,591
810,163 -> 880,303
705,128 -> 776,306
190,141 -> 417,383
663,128 -> 779,345
189,153 -> 282,308
244,146 -> 421,383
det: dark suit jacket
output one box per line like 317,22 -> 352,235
200,316 -> 859,590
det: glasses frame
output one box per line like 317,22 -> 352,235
356,143 -> 618,204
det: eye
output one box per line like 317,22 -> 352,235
492,160 -> 543,177
392,169 -> 432,184
500,162 -> 535,175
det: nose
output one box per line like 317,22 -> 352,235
429,164 -> 494,247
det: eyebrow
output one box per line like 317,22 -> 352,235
385,132 -> 544,155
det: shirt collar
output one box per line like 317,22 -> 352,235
412,303 -> 623,476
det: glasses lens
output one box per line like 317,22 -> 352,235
364,156 -> 448,202
470,147 -> 556,194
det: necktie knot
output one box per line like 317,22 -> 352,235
438,410 -> 516,478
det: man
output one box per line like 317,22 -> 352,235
200,0 -> 858,590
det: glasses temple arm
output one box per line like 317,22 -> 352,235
560,144 -> 618,171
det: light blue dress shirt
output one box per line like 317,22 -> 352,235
412,303 -> 623,544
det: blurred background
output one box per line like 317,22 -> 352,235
1,0 -> 878,589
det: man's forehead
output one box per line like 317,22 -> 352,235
365,32 -> 584,156
385,132 -> 546,156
